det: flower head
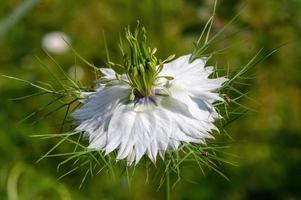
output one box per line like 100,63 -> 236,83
73,48 -> 227,165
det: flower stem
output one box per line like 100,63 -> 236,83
166,170 -> 171,200
0,0 -> 39,38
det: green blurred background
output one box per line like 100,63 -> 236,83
0,0 -> 300,199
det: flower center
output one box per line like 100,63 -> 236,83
106,24 -> 175,101
124,26 -> 159,99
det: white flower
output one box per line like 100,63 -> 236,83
41,31 -> 70,54
73,54 -> 227,165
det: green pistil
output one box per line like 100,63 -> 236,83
107,24 -> 175,100
124,26 -> 157,97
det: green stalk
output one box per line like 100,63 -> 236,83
166,170 -> 171,200
0,0 -> 39,38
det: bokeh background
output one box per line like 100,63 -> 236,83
0,0 -> 300,199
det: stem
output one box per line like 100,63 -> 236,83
166,170 -> 170,200
0,0 -> 39,38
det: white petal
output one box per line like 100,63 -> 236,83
98,68 -> 128,83
73,85 -> 129,121
105,105 -> 136,155
100,68 -> 116,79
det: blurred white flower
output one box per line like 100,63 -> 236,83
73,54 -> 227,165
68,65 -> 85,81
196,7 -> 211,21
41,31 -> 70,54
